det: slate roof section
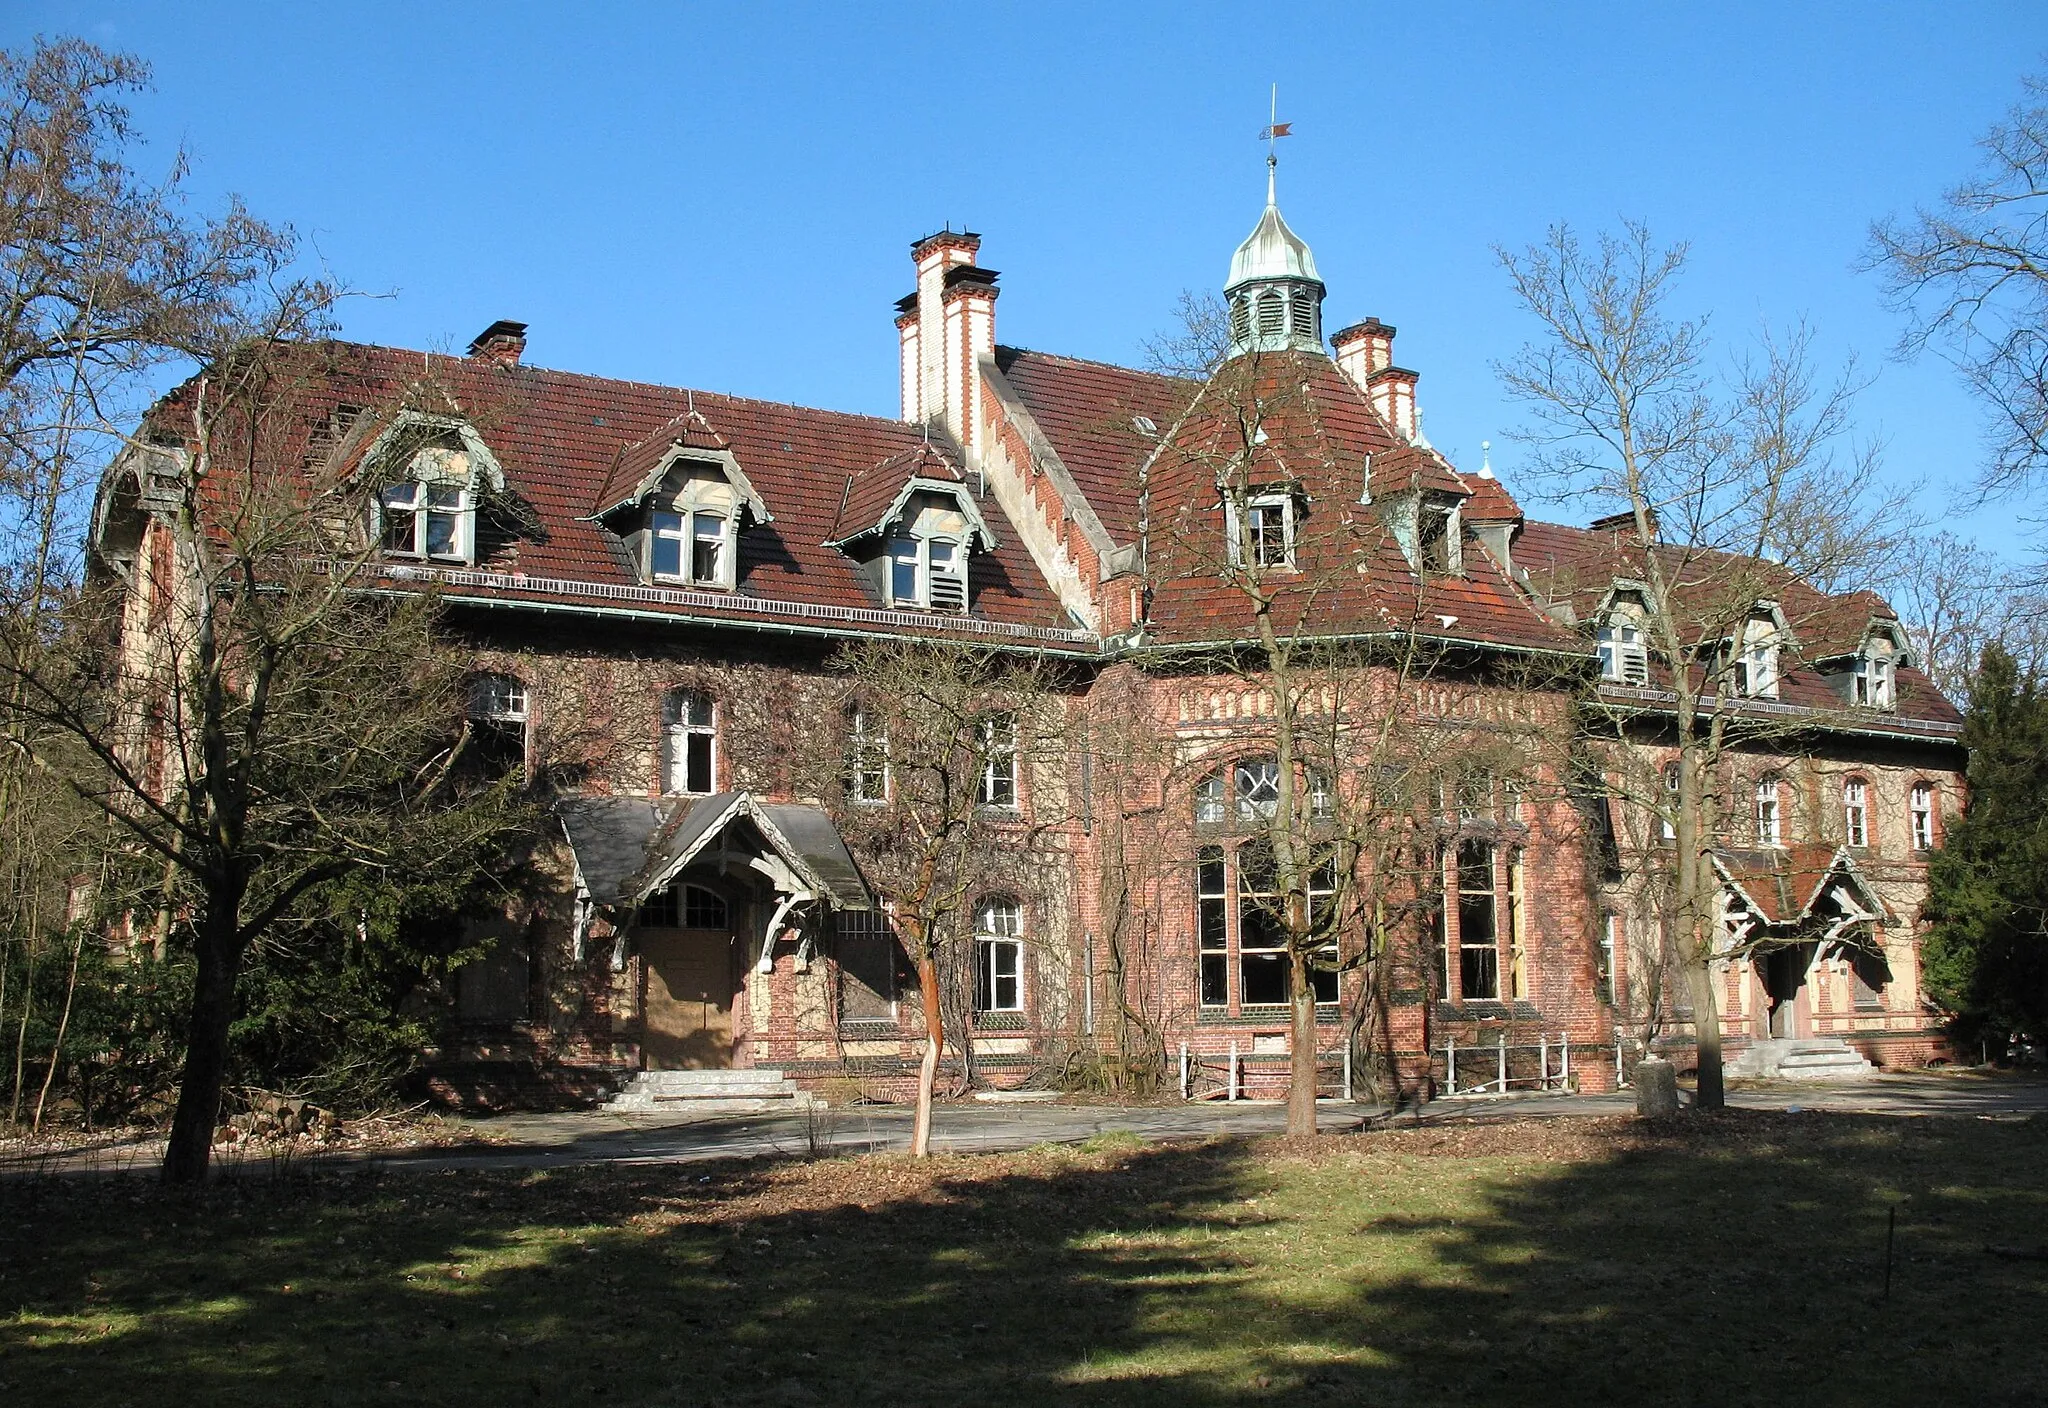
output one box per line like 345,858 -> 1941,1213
556,793 -> 870,911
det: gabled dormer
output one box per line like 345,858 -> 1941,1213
1816,610 -> 1909,711
357,410 -> 509,566
592,412 -> 771,591
827,442 -> 996,614
1365,445 -> 1470,577
1592,583 -> 1653,685
1725,602 -> 1791,699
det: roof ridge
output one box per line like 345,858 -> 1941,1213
316,337 -> 932,438
997,343 -> 1198,386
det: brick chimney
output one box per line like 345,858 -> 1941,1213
1332,317 -> 1420,442
467,320 -> 528,368
898,231 -> 998,454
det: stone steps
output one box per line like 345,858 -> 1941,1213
1727,1038 -> 1876,1080
603,1067 -> 822,1114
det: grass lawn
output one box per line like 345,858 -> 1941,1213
3,1109 -> 2045,1406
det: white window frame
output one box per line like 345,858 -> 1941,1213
1851,654 -> 1896,709
976,713 -> 1018,810
1660,762 -> 1680,842
649,508 -> 735,589
1732,623 -> 1780,699
1910,783 -> 1935,852
1596,619 -> 1649,684
884,533 -> 968,613
1234,757 -> 1280,821
973,897 -> 1024,1014
662,688 -> 717,796
1843,777 -> 1869,848
848,705 -> 889,804
1755,775 -> 1782,847
380,479 -> 473,563
1227,493 -> 1296,570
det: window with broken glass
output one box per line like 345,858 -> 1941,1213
662,688 -> 717,795
1195,841 -> 1337,1013
973,897 -> 1024,1014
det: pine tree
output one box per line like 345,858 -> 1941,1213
1921,644 -> 2048,1052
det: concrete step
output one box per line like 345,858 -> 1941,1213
603,1067 -> 822,1113
1728,1037 -> 1875,1080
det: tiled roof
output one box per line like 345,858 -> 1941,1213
993,347 -> 1193,543
239,341 -> 1081,646
1135,350 -> 1581,654
828,441 -> 967,546
1515,518 -> 1962,732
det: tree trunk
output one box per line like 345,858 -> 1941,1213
1685,951 -> 1725,1111
910,946 -> 943,1158
30,926 -> 83,1133
1286,947 -> 1319,1136
162,895 -> 243,1184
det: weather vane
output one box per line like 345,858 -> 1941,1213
1258,83 -> 1293,203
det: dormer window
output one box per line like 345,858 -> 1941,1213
381,480 -> 471,562
362,412 -> 507,568
1226,492 -> 1297,570
594,423 -> 771,594
1419,502 -> 1458,575
1731,618 -> 1780,699
1596,619 -> 1649,684
651,507 -> 731,588
1850,652 -> 1895,709
887,533 -> 967,612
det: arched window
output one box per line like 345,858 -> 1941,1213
1842,777 -> 1869,848
1755,775 -> 1782,847
1235,757 -> 1280,821
637,883 -> 730,929
973,896 -> 1023,1013
466,673 -> 528,779
1909,782 -> 1936,852
662,688 -> 716,795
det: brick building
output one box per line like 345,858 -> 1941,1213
91,181 -> 1965,1104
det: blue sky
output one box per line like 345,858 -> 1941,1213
9,2 -> 2045,558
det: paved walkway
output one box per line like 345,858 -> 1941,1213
10,1070 -> 2045,1179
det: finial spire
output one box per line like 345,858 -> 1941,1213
1258,83 -> 1292,207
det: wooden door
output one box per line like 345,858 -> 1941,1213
642,930 -> 735,1069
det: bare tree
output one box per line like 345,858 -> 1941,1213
1871,70 -> 2048,533
1130,322 -> 1578,1133
804,637 -> 1068,1157
1888,530 -> 2048,699
0,325 -> 538,1181
1498,222 -> 1910,1108
0,37 -> 310,1143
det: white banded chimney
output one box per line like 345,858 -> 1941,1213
1333,317 -> 1419,443
900,230 -> 998,454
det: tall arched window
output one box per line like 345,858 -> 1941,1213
662,688 -> 716,795
974,897 -> 1023,1014
1909,782 -> 1936,852
1754,775 -> 1782,847
1842,776 -> 1869,848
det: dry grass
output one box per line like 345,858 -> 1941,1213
2,1109 -> 2044,1405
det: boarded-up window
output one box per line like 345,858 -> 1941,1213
835,909 -> 898,1023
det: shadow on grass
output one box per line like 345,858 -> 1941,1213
2,1111 -> 2046,1406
